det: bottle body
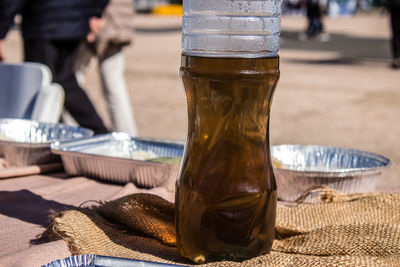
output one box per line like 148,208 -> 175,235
175,55 -> 279,263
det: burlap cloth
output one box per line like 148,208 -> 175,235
38,189 -> 400,266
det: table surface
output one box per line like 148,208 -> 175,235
0,171 -> 398,267
0,171 -> 178,267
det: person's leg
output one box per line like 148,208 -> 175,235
24,39 -> 108,133
74,42 -> 95,86
61,41 -> 94,127
306,17 -> 313,36
98,45 -> 138,136
306,0 -> 314,36
316,16 -> 323,35
23,39 -> 63,121
310,18 -> 319,36
306,0 -> 323,37
390,7 -> 400,67
24,39 -> 58,75
53,40 -> 108,134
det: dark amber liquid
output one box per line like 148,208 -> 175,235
176,55 -> 279,263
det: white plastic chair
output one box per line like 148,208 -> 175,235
0,62 -> 64,123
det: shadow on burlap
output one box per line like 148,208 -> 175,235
36,190 -> 400,266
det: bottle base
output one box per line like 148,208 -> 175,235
183,246 -> 273,264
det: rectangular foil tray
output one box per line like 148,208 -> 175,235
272,144 -> 391,202
51,132 -> 185,187
0,118 -> 93,166
43,254 -> 188,267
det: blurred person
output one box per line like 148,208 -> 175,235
299,0 -> 331,42
0,0 -> 109,134
387,0 -> 400,68
307,0 -> 323,36
75,0 -> 138,136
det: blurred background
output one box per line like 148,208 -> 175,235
3,0 -> 400,189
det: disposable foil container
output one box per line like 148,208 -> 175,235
50,132 -> 184,187
43,254 -> 187,267
0,118 -> 93,166
271,144 -> 391,202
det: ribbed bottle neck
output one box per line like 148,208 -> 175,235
182,0 -> 281,58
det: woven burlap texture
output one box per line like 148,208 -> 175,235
46,192 -> 400,266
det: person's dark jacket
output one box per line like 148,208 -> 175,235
0,0 -> 109,40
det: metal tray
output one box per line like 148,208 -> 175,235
43,254 -> 188,267
51,132 -> 185,187
271,144 -> 392,201
0,118 -> 93,166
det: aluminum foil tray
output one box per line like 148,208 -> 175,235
0,118 -> 93,166
271,144 -> 391,201
43,254 -> 188,267
51,132 -> 185,187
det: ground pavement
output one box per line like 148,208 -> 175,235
3,12 -> 400,189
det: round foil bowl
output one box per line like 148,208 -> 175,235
0,118 -> 94,166
271,144 -> 391,202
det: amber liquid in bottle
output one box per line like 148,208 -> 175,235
175,55 -> 279,263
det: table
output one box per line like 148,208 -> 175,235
0,170 -> 398,267
0,171 -> 176,267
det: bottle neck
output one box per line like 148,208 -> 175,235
182,51 -> 278,58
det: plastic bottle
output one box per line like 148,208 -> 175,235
175,0 -> 280,263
